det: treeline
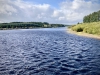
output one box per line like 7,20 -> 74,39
83,10 -> 100,23
0,22 -> 65,29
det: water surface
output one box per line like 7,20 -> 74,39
0,27 -> 100,75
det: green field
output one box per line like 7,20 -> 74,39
70,21 -> 100,35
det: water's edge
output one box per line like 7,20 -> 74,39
67,28 -> 100,40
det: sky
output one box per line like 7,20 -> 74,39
0,0 -> 100,24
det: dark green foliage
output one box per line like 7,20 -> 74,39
50,24 -> 65,27
83,10 -> 100,23
43,22 -> 49,25
76,27 -> 83,32
0,22 -> 65,29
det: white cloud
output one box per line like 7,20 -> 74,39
0,0 -> 100,24
57,0 -> 100,24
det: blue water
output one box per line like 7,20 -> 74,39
0,27 -> 100,75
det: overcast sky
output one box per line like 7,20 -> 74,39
0,0 -> 100,24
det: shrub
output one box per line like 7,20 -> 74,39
70,21 -> 100,35
76,27 -> 83,32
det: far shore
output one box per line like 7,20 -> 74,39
67,28 -> 100,39
0,27 -> 60,30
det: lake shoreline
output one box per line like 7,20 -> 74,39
67,28 -> 100,39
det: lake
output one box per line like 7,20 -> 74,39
0,27 -> 100,75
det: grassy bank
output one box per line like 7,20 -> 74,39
70,21 -> 100,35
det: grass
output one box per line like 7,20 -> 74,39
70,21 -> 100,35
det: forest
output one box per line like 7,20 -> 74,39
83,10 -> 100,23
0,22 -> 65,30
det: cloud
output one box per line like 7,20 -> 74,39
0,0 -> 100,24
0,0 -> 54,23
51,0 -> 100,24
58,0 -> 100,23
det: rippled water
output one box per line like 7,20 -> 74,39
0,27 -> 100,75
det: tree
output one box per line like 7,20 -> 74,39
83,10 -> 100,23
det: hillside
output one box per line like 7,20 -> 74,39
70,21 -> 100,35
69,10 -> 100,37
